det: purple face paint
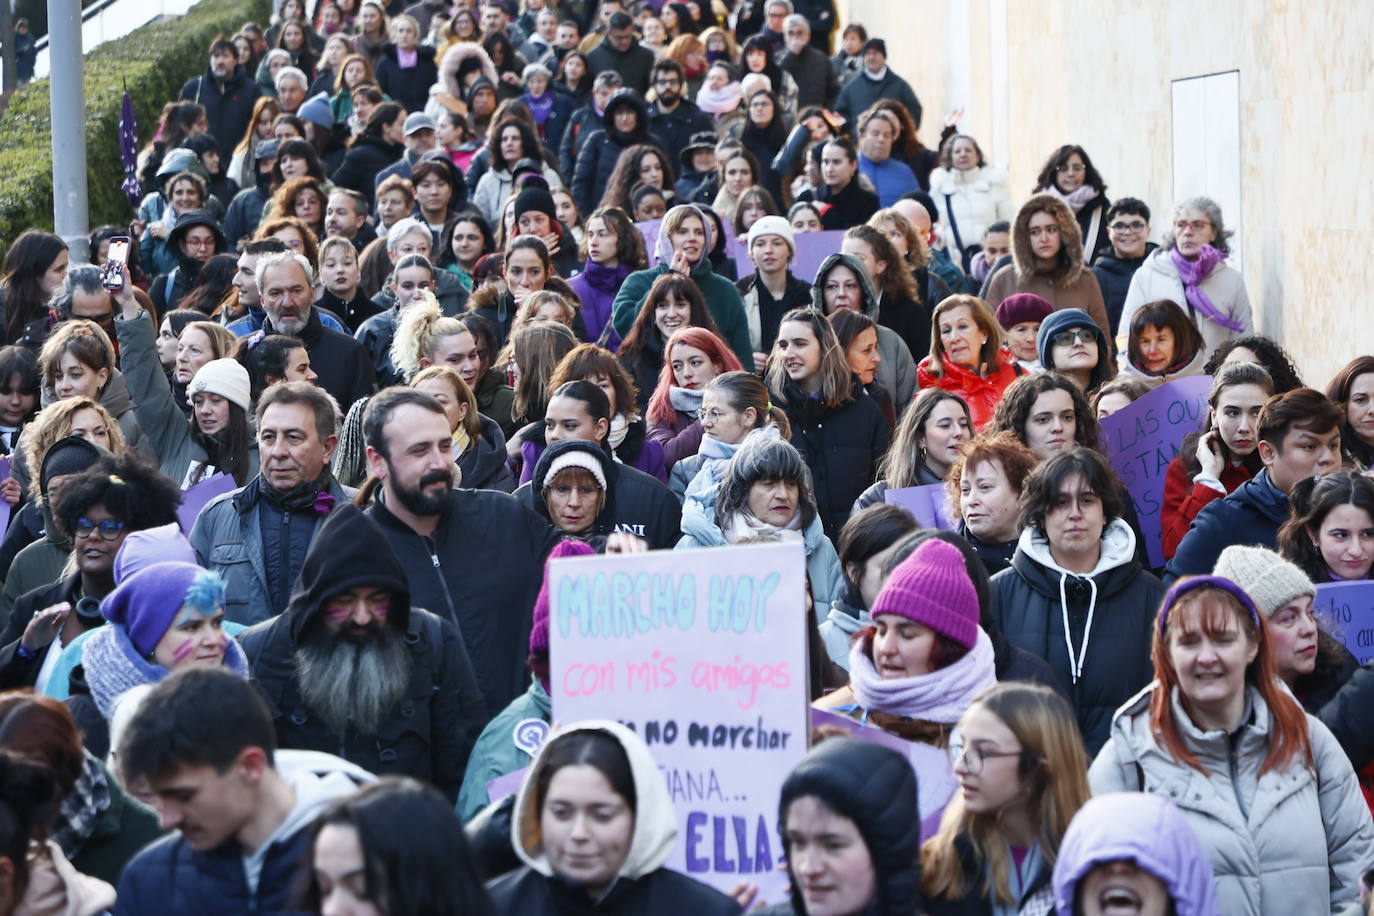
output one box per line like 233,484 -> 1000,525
169,637 -> 199,666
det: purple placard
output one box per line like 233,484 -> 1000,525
885,484 -> 958,531
0,458 -> 11,535
1314,581 -> 1374,665
486,766 -> 529,805
810,708 -> 957,841
636,219 -> 843,285
176,473 -> 237,534
1098,376 -> 1213,568
549,542 -> 809,900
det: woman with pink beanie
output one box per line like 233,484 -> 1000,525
814,536 -> 997,751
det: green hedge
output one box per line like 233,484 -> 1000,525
0,0 -> 270,261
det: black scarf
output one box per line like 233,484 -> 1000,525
237,469 -> 337,515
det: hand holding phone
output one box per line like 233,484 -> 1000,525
101,236 -> 130,292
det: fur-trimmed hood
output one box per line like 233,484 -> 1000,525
1012,193 -> 1086,287
437,42 -> 499,100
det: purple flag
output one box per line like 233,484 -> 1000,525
119,92 -> 140,207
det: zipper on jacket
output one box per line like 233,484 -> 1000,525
1228,731 -> 1249,822
422,534 -> 459,624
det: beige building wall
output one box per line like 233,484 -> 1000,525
838,0 -> 1374,383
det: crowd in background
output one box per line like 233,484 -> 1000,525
0,0 -> 1372,913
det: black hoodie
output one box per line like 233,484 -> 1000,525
150,209 -> 227,313
238,504 -> 486,799
570,91 -> 668,214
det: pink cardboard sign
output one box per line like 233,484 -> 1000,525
549,541 -> 809,900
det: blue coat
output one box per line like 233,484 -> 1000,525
1164,469 -> 1289,583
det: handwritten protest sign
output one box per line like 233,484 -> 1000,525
1315,581 -> 1374,665
637,218 -> 844,285
176,473 -> 237,534
550,542 -> 808,899
811,709 -> 958,841
885,484 -> 958,532
1099,376 -> 1212,568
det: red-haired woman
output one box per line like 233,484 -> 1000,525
645,326 -> 743,471
1090,576 -> 1374,915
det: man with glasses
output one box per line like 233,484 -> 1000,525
778,14 -> 839,108
150,210 -> 227,313
647,60 -> 713,158
586,11 -> 654,95
1092,198 -> 1155,334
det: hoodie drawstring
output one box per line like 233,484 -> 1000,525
1058,571 -> 1098,684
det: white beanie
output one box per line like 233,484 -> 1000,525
1213,544 -> 1315,618
746,215 -> 795,254
543,450 -> 606,490
187,358 -> 252,413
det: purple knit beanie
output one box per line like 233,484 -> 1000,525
102,562 -> 227,657
869,538 -> 980,649
995,292 -> 1054,330
530,539 -> 597,654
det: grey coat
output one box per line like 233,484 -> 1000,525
1090,684 -> 1374,916
188,477 -> 355,625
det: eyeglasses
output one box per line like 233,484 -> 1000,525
654,77 -> 682,87
1109,220 -> 1147,233
948,742 -> 1022,774
1056,163 -> 1086,174
1173,219 -> 1212,233
74,517 -> 127,540
696,407 -> 733,422
1050,329 -> 1095,347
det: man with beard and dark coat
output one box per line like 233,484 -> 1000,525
571,89 -> 668,216
149,210 -> 227,314
361,387 -> 561,714
190,381 -> 355,625
179,38 -> 261,159
646,60 -> 713,163
584,12 -> 654,95
238,503 -> 486,801
250,252 -> 376,413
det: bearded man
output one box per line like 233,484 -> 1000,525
238,502 -> 485,801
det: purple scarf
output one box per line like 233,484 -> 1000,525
524,91 -> 554,126
1170,244 -> 1243,332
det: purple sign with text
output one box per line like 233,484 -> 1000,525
1315,581 -> 1374,665
1099,376 -> 1212,568
549,542 -> 808,901
637,219 -> 845,285
885,484 -> 958,532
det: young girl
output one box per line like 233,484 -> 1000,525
922,682 -> 1091,913
1278,471 -> 1374,583
38,320 -> 144,453
645,327 -> 743,471
855,388 -> 972,509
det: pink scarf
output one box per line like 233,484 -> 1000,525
696,81 -> 742,116
1170,244 -> 1243,332
848,627 -> 996,723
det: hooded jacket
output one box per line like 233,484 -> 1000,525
487,720 -> 742,915
263,306 -> 377,413
1164,469 -> 1289,583
364,486 -> 561,714
456,675 -> 550,821
113,753 -> 367,916
1052,792 -> 1220,916
150,210 -> 228,313
571,92 -> 666,214
915,349 -> 1022,433
238,504 -> 486,799
1090,685 -> 1374,916
989,520 -> 1163,754
432,43 -> 499,115
180,63 -> 261,159
1116,338 -> 1207,390
459,413 -> 516,492
515,438 -> 681,549
1035,307 -> 1115,392
983,196 -> 1111,342
1119,247 -> 1254,358
809,253 -> 918,411
610,208 -> 755,367
374,42 -> 438,115
585,32 -> 656,94
1091,242 -> 1157,333
675,473 -> 843,612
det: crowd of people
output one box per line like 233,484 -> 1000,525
0,0 -> 1372,913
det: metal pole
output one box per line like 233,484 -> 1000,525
47,0 -> 87,261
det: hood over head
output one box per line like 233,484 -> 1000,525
114,522 -> 197,583
652,203 -> 715,271
600,89 -> 651,141
810,251 -> 879,319
530,438 -> 615,533
1012,193 -> 1085,286
284,503 -> 412,641
1052,792 -> 1220,916
1036,307 -> 1112,390
156,147 -> 209,182
439,42 -> 499,98
511,720 -> 678,883
778,737 -> 921,916
167,209 -> 228,254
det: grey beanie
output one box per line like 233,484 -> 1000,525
1213,544 -> 1315,618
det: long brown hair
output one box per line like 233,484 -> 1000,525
924,295 -> 1006,379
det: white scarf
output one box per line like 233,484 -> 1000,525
862,65 -> 889,82
725,508 -> 803,545
668,386 -> 704,414
607,412 -> 630,450
848,627 -> 996,723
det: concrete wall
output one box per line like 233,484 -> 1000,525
838,0 -> 1374,384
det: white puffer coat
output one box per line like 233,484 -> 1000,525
1090,683 -> 1374,916
928,165 -> 1017,255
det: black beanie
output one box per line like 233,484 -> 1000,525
513,186 -> 558,225
40,436 -> 106,495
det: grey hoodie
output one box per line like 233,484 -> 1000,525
808,253 -> 917,412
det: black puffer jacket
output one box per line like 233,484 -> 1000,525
759,737 -> 922,916
330,134 -> 405,207
364,487 -> 561,714
773,379 -> 890,541
990,521 -> 1164,755
179,65 -> 260,159
570,91 -> 667,214
239,504 -> 486,800
513,438 -> 681,549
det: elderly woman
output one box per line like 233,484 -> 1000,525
927,134 -> 1016,271
1118,196 -> 1253,355
529,438 -> 616,545
916,294 -> 1022,432
676,433 -> 843,614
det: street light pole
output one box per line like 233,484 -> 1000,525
47,0 -> 88,261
